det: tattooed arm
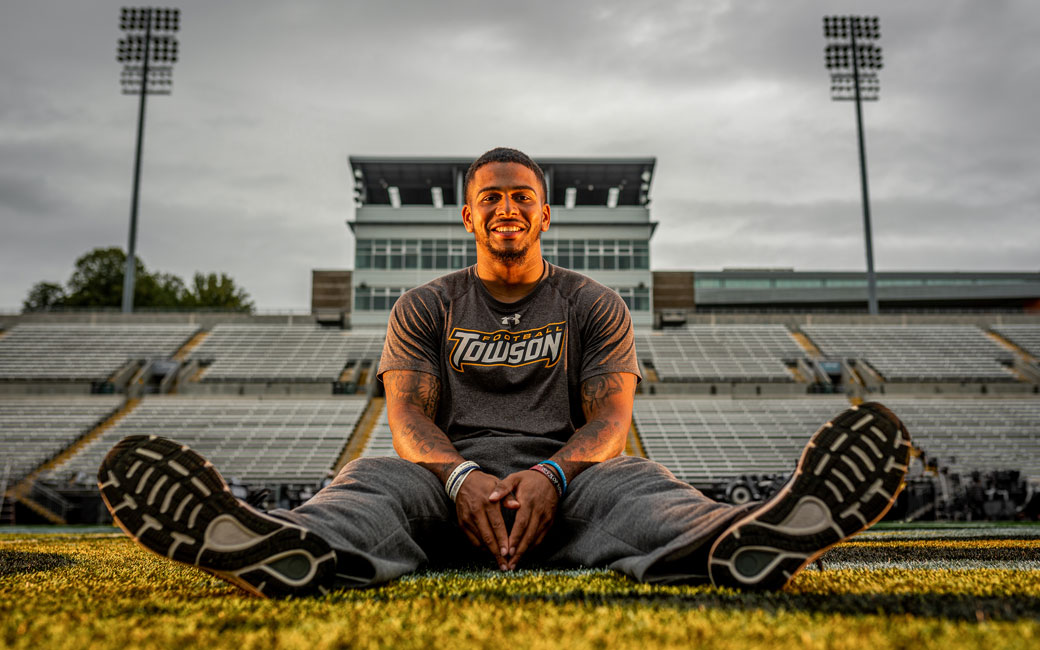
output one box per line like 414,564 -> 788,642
554,372 -> 638,479
383,369 -> 459,483
488,372 -> 638,569
383,369 -> 512,569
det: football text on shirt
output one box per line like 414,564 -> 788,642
448,322 -> 566,372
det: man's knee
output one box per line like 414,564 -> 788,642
331,456 -> 444,499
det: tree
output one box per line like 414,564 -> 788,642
184,272 -> 254,312
22,282 -> 67,312
62,247 -> 143,308
21,247 -> 255,313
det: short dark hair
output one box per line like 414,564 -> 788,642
464,147 -> 547,203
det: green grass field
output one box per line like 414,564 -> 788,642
3,524 -> 1039,649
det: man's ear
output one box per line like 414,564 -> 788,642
461,204 -> 474,233
540,203 -> 551,232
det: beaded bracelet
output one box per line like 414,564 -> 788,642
529,464 -> 563,498
445,461 -> 480,502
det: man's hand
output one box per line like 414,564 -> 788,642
488,469 -> 559,570
454,470 -> 513,571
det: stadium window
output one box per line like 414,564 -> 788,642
878,278 -> 921,287
420,239 -> 435,269
824,278 -> 865,287
356,240 -> 372,269
435,240 -> 449,268
354,286 -> 371,310
586,240 -> 602,270
571,239 -> 586,270
556,240 -> 570,268
601,240 -> 617,270
634,241 -> 649,269
723,279 -> 771,289
695,278 -> 722,289
449,240 -> 468,268
389,240 -> 405,269
372,239 -> 390,270
634,287 -> 649,311
775,279 -> 824,288
405,240 -> 419,269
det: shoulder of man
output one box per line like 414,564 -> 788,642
397,267 -> 474,308
545,263 -> 627,311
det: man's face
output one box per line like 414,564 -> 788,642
462,162 -> 551,266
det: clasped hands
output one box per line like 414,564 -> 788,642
453,468 -> 559,571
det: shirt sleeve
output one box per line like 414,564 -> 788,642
578,287 -> 642,384
377,287 -> 443,381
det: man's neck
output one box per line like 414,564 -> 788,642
474,254 -> 546,304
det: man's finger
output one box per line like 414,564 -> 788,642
488,475 -> 520,502
486,501 -> 511,562
460,525 -> 482,548
507,501 -> 532,556
510,509 -> 545,569
474,512 -> 508,570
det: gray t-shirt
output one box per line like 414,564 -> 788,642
378,262 -> 640,444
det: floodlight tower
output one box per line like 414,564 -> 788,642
823,15 -> 882,315
117,7 -> 180,313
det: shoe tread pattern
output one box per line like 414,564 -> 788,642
97,435 -> 335,598
709,402 -> 911,591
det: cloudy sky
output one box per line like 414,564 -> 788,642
2,0 -> 1037,311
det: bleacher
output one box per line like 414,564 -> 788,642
633,397 -> 850,484
42,396 -> 367,485
359,404 -> 395,457
0,396 -> 122,482
636,325 -> 804,382
993,324 -> 1040,358
880,398 -> 1040,478
2,315 -> 1038,524
801,324 -> 1015,382
189,324 -> 384,382
0,324 -> 199,381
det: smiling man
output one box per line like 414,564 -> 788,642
99,147 -> 912,598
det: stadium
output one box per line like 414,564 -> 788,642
3,154 -> 1040,648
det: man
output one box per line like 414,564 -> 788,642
98,147 -> 911,598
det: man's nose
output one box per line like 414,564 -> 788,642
496,196 -> 519,216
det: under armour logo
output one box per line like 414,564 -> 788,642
501,313 -> 522,326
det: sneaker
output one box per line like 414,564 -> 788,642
97,435 -> 337,598
708,401 -> 910,590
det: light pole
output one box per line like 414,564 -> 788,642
824,15 -> 882,315
117,7 -> 180,313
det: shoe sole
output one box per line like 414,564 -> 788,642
97,435 -> 336,598
708,401 -> 911,591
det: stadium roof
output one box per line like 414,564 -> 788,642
349,155 -> 656,208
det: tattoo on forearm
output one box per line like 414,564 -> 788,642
402,421 -> 435,455
385,371 -> 440,419
557,418 -> 626,479
580,374 -> 624,419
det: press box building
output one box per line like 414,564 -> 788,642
345,156 -> 658,328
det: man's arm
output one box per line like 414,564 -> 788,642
382,369 -> 513,569
554,372 -> 636,479
490,371 -> 637,569
383,369 -> 459,482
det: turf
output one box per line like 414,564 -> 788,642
2,526 -> 1039,650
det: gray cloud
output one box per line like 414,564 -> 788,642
2,0 -> 1038,310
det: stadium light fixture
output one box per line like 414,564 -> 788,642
823,15 -> 882,315
117,7 -> 181,313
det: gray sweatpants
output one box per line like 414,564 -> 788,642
269,435 -> 752,588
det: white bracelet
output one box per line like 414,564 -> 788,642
445,461 -> 480,501
448,465 -> 478,502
